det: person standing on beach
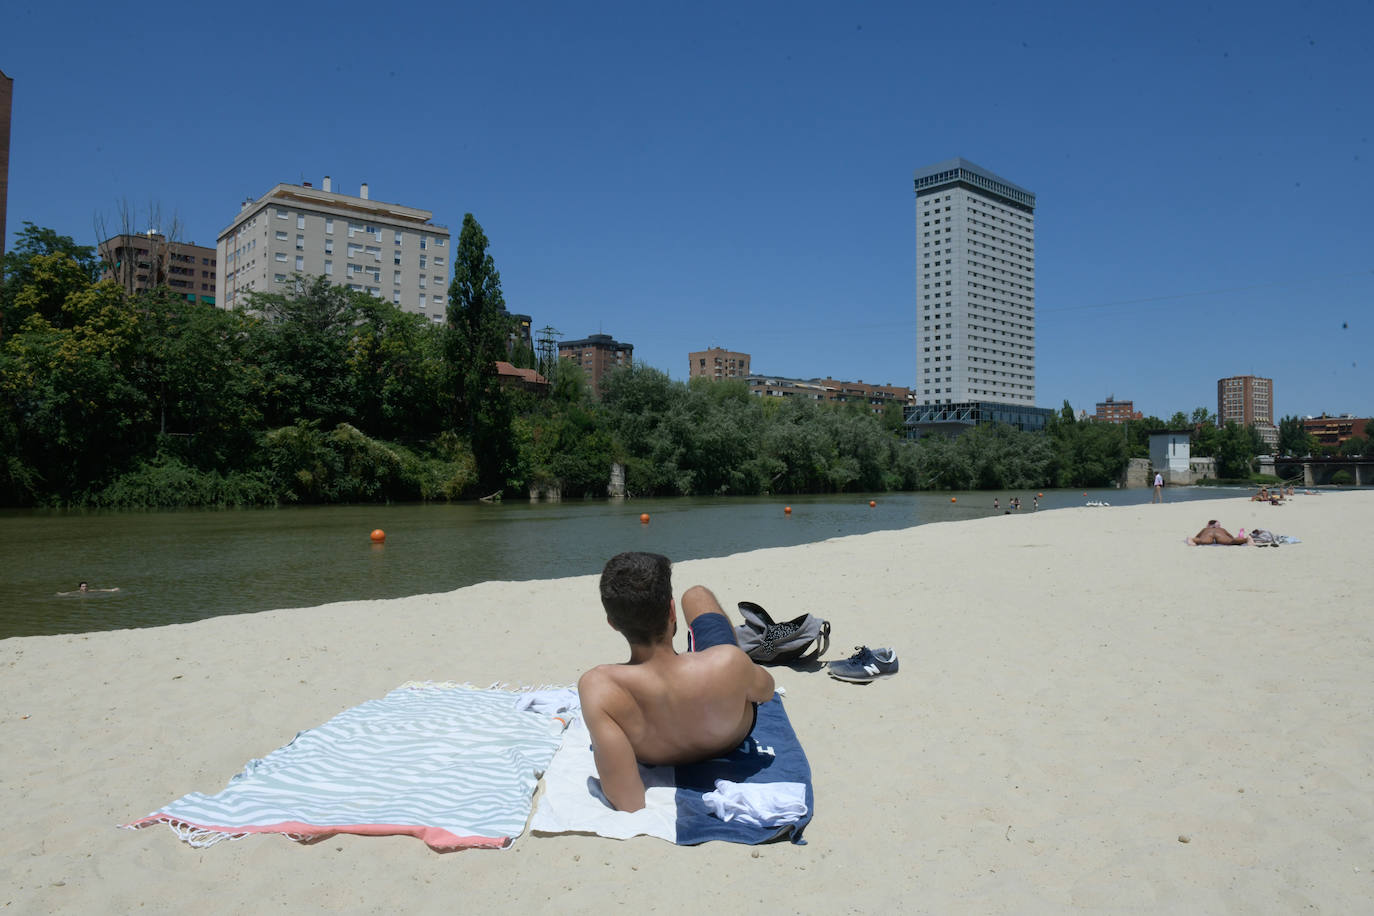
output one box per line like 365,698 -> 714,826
578,552 -> 775,812
1153,472 -> 1164,503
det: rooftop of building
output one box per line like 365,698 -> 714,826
913,157 -> 1035,208
219,180 -> 445,240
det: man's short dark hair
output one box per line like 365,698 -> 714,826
600,552 -> 673,645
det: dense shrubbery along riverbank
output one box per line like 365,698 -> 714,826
2,222 -> 1282,508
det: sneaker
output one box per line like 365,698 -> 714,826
827,646 -> 899,683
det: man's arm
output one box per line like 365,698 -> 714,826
744,654 -> 775,704
578,671 -> 647,812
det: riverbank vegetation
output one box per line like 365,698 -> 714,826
1,222 -> 1293,508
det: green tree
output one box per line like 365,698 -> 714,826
248,276 -> 360,429
1277,415 -> 1316,457
1,223 -> 100,338
1214,421 -> 1258,478
347,294 -> 447,441
1339,435 -> 1367,457
446,214 -> 516,493
0,280 -> 150,502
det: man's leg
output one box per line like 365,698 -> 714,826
681,585 -> 739,650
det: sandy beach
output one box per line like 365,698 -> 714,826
3,491 -> 1370,913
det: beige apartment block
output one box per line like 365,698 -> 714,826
216,178 -> 450,322
689,347 -> 751,380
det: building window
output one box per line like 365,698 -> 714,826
297,214 -> 305,230
324,239 -> 333,254
419,254 -> 427,269
324,260 -> 333,275
295,255 -> 304,270
276,208 -> 289,220
420,236 -> 428,250
325,218 -> 334,234
275,230 -> 288,240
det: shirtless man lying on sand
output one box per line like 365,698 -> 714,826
578,551 -> 775,812
1188,520 -> 1250,545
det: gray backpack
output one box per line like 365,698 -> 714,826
734,601 -> 831,665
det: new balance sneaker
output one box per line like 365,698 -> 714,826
827,646 -> 899,683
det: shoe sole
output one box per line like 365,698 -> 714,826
826,669 -> 895,683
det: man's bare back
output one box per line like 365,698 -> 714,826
580,565 -> 774,812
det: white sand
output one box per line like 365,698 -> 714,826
3,491 -> 1370,913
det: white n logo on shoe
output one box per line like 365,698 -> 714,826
862,664 -> 880,676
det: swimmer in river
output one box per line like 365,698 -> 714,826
56,581 -> 120,596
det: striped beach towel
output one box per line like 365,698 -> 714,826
124,683 -> 565,850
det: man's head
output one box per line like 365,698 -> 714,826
78,581 -> 89,591
1207,520 -> 1218,528
600,552 -> 673,646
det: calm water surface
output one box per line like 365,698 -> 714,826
1,487 -> 1240,637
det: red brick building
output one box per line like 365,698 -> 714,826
0,69 -> 12,272
1302,415 -> 1373,450
558,333 -> 633,396
98,232 -> 218,304
1094,396 -> 1142,424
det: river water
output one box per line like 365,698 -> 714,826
1,486 -> 1240,638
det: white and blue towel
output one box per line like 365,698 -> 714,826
531,693 -> 813,845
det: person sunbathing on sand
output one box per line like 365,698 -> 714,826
578,552 -> 775,812
1188,521 -> 1250,545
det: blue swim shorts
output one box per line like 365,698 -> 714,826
687,611 -> 738,652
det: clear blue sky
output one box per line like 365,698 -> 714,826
4,0 -> 1370,420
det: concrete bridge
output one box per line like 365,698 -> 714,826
1259,455 -> 1374,486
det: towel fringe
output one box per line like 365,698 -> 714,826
124,816 -> 250,848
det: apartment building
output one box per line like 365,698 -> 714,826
1095,396 -> 1142,424
689,347 -> 751,381
216,178 -> 450,321
747,375 -> 912,414
1217,374 -> 1277,447
1302,414 -> 1372,451
558,333 -> 633,395
98,232 -> 218,304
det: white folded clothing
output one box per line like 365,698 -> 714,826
700,779 -> 808,828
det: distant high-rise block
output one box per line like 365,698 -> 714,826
914,158 -> 1036,407
559,333 -> 633,396
689,347 -> 750,381
216,178 -> 450,322
1217,374 -> 1277,447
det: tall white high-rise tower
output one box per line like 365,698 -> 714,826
914,158 -> 1036,409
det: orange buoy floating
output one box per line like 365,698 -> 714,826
950,497 -> 957,503
639,513 -> 650,524
784,506 -> 792,515
1038,492 -> 1044,498
869,500 -> 876,508
370,529 -> 386,543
